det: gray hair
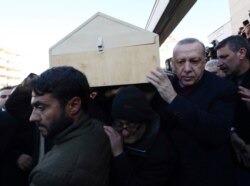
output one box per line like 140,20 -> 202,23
174,38 -> 206,56
205,59 -> 219,69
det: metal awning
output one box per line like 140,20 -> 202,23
146,0 -> 197,45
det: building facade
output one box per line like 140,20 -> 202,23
229,0 -> 250,35
209,0 -> 250,42
0,48 -> 22,88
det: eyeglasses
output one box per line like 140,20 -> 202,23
112,120 -> 141,131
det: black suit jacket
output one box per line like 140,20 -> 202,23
232,69 -> 250,143
152,71 -> 237,186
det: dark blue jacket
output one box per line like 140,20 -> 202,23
152,71 -> 237,186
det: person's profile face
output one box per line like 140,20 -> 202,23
216,45 -> 240,76
0,89 -> 12,109
244,23 -> 250,38
29,92 -> 73,138
172,42 -> 206,86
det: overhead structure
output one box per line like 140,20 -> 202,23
146,0 -> 197,45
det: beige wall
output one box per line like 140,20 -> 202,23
208,21 -> 233,42
229,0 -> 250,34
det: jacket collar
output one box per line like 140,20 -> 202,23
173,71 -> 208,96
54,114 -> 90,144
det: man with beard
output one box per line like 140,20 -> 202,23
29,66 -> 111,186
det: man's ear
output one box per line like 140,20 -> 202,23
66,97 -> 82,116
238,47 -> 247,60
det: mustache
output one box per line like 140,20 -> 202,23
35,122 -> 47,128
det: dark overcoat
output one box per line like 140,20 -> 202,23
152,71 -> 237,186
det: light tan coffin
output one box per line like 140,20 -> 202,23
49,12 -> 160,87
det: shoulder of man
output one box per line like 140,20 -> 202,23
203,71 -> 237,93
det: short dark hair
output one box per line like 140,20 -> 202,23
215,35 -> 250,60
174,38 -> 206,56
31,66 -> 90,110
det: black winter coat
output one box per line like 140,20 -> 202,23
152,71 -> 237,186
110,115 -> 176,186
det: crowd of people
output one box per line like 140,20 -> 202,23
0,31 -> 250,186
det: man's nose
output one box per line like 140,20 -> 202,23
217,59 -> 223,67
29,109 -> 40,122
184,62 -> 192,71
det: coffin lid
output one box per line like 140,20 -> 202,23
50,12 -> 158,55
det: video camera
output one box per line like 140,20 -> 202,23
206,40 -> 218,60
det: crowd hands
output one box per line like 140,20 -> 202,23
0,34 -> 250,186
231,132 -> 250,168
